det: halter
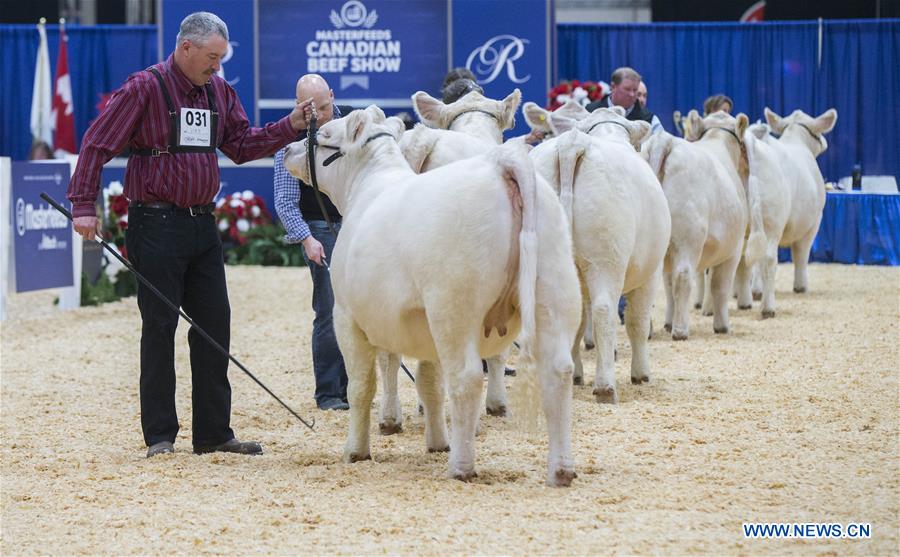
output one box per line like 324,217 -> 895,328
586,119 -> 631,136
698,125 -> 743,144
786,122 -> 823,144
446,109 -> 500,130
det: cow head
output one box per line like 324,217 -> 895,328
764,107 -> 837,156
411,88 -> 521,143
685,109 -> 749,145
577,107 -> 650,150
283,105 -> 405,213
522,99 -> 588,139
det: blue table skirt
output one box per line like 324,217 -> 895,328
778,192 -> 900,265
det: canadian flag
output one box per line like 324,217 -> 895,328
52,24 -> 76,154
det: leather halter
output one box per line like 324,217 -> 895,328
446,109 -> 500,130
586,119 -> 631,136
698,125 -> 743,144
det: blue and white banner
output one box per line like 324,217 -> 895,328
11,162 -> 73,292
258,0 -> 449,108
160,0 -> 256,122
452,0 -> 555,136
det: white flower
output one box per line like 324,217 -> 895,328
556,93 -> 571,104
236,219 -> 250,232
103,245 -> 126,283
242,190 -> 255,200
107,181 -> 124,196
229,198 -> 244,208
120,214 -> 128,224
216,197 -> 226,208
218,218 -> 230,232
572,86 -> 588,101
251,205 -> 261,218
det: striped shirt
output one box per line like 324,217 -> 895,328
67,54 -> 296,218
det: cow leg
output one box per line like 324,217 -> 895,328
671,262 -> 693,341
442,347 -> 483,481
693,268 -> 705,310
537,330 -> 577,487
700,269 -> 714,316
377,352 -> 403,435
485,350 -> 509,416
626,271 -> 659,385
751,261 -> 764,300
415,360 -> 449,453
590,289 -> 619,404
582,296 -> 595,350
663,269 -> 674,333
760,242 -> 779,318
336,308 -> 377,463
791,232 -> 815,293
710,256 -> 740,334
734,257 -> 753,310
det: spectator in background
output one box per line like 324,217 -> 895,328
442,78 -> 483,104
636,81 -> 664,134
586,67 -> 658,134
703,94 -> 733,116
441,67 -> 477,95
29,141 -> 54,160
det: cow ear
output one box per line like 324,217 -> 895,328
551,114 -> 577,134
764,107 -> 785,134
345,108 -> 370,143
411,91 -> 446,127
735,113 -> 749,140
685,109 -> 703,141
366,105 -> 386,123
813,108 -> 838,134
522,102 -> 553,133
383,116 -> 406,141
628,120 -> 651,149
499,88 -> 522,130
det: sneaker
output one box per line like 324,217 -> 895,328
318,398 -> 350,411
146,441 -> 175,458
193,438 -> 263,455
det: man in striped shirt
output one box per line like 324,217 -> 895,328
67,12 -> 312,458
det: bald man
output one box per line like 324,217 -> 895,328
274,74 -> 354,411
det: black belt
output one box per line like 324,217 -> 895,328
129,201 -> 216,216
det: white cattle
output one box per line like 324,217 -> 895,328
644,110 -> 764,340
529,107 -> 671,403
522,99 -> 590,140
412,89 -> 520,143
284,106 -> 582,486
747,108 -> 838,299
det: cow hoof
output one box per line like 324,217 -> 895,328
664,323 -> 672,333
417,404 -> 424,416
672,332 -> 688,341
714,326 -> 729,334
738,304 -> 752,310
614,349 -> 618,361
631,375 -> 650,384
752,292 -> 762,301
486,405 -> 507,417
573,376 -> 583,386
794,286 -> 807,293
428,445 -> 450,453
701,309 -> 713,317
693,303 -> 701,310
379,422 -> 402,436
452,470 -> 478,482
762,310 -> 775,319
344,452 -> 371,463
593,386 -> 618,404
584,341 -> 594,351
551,468 -> 577,487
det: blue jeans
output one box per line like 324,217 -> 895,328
303,220 -> 348,406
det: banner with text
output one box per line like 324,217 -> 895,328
11,162 -> 73,292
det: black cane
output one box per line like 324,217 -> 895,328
42,192 -> 316,432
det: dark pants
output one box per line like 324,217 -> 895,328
125,206 -> 234,447
302,220 -> 348,406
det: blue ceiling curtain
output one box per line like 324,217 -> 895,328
558,20 -> 900,182
0,24 -> 156,160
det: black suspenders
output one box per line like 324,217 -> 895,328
132,67 -> 220,156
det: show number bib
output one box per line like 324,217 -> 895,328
179,107 -> 212,147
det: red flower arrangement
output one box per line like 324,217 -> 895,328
103,181 -> 129,259
547,79 -> 609,111
214,190 -> 273,246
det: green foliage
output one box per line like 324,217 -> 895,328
80,270 -> 138,307
224,223 -> 306,267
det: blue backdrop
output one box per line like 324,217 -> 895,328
558,19 -> 900,183
0,24 -> 157,161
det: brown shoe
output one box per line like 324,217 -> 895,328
193,438 -> 263,455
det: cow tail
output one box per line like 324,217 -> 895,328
557,129 -> 590,239
645,131 -> 674,184
742,131 -> 767,265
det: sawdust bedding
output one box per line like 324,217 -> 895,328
1,262 -> 897,555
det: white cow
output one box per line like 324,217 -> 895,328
284,106 -> 582,486
644,110 -> 764,340
528,107 -> 671,403
411,89 -> 521,143
747,108 -> 838,299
